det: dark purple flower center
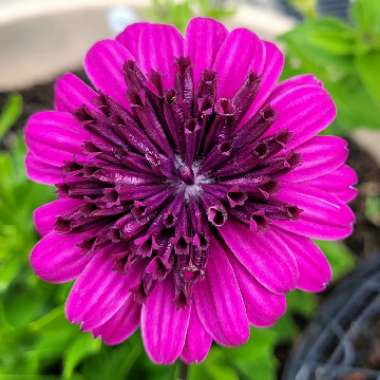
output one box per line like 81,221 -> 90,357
55,58 -> 301,306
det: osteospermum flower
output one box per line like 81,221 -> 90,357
25,18 -> 357,364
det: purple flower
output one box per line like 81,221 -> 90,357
25,18 -> 357,364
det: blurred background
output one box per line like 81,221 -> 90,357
1,0 -> 380,379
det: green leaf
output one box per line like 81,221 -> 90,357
271,314 -> 298,341
356,50 -> 380,105
351,0 -> 380,39
280,25 -> 356,90
268,293 -> 317,345
289,0 -> 317,18
205,365 -> 239,380
364,195 -> 380,225
147,0 -> 234,32
308,19 -> 358,55
81,335 -> 144,380
281,19 -> 357,57
190,330 -> 278,380
63,334 -> 101,379
229,330 -> 277,380
0,255 -> 20,292
326,75 -> 380,132
279,11 -> 380,133
28,308 -> 77,369
0,94 -> 22,139
193,352 -> 240,380
287,291 -> 316,317
317,241 -> 356,280
2,285 -> 44,328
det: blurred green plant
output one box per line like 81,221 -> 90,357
280,0 -> 380,133
0,94 -> 22,140
289,0 -> 318,19
148,0 -> 235,32
365,194 -> 380,226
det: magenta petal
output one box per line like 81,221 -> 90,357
274,219 -> 353,240
306,164 -> 358,190
84,39 -> 133,109
25,111 -> 88,166
280,136 -> 349,183
230,255 -> 286,327
30,231 -> 90,283
25,152 -> 63,185
141,277 -> 191,365
138,24 -> 184,90
270,74 -> 322,99
193,236 -> 249,346
66,249 -> 139,331
220,221 -> 299,294
185,17 -> 228,88
116,22 -> 150,57
274,183 -> 355,222
334,187 -> 358,203
181,306 -> 212,364
54,73 -> 97,113
294,164 -> 358,203
240,40 -> 284,126
92,295 -> 140,345
274,183 -> 355,239
213,28 -> 265,98
33,198 -> 82,236
273,227 -> 332,292
267,84 -> 336,148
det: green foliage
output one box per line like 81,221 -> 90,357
148,0 -> 235,32
0,94 -> 22,140
289,0 -> 318,19
351,0 -> 380,38
356,51 -> 380,104
0,136 -> 55,291
364,195 -> 380,226
317,241 -> 356,280
189,329 -> 277,380
280,0 -> 380,133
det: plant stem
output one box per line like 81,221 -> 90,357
178,361 -> 188,380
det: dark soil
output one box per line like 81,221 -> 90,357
346,139 -> 380,258
2,74 -> 380,380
